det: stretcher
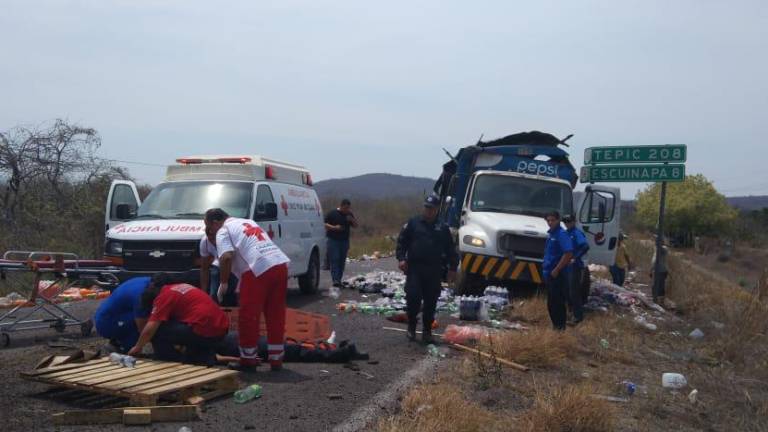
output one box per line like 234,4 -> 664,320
0,250 -> 122,348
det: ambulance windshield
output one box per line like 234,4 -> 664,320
470,174 -> 572,218
137,181 -> 253,219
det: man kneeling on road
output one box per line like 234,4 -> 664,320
396,193 -> 458,344
204,208 -> 291,371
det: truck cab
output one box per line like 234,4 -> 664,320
103,155 -> 325,294
435,132 -> 620,294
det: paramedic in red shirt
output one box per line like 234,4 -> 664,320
204,208 -> 291,371
127,273 -> 229,366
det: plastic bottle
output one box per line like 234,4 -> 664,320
234,384 -> 263,403
427,344 -> 445,358
178,427 -> 192,432
109,353 -> 136,368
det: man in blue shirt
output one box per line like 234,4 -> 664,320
542,211 -> 574,330
93,277 -> 152,353
564,215 -> 589,324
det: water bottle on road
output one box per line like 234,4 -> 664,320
234,384 -> 263,403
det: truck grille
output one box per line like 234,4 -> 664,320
122,240 -> 199,272
498,233 -> 546,259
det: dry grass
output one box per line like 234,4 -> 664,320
377,383 -> 500,432
517,382 -> 616,432
576,314 -> 643,365
484,327 -> 578,368
505,295 -> 549,324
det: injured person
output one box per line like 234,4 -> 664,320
128,273 -> 230,366
214,332 -> 370,364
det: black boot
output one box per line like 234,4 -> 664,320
421,329 -> 435,345
407,320 -> 417,342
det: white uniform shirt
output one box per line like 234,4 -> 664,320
199,236 -> 219,267
215,218 -> 290,278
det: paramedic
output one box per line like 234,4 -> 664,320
204,208 -> 291,371
127,273 -> 229,366
199,225 -> 238,306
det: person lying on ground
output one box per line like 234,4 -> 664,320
127,273 -> 229,366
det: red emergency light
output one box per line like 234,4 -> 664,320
305,173 -> 313,186
265,165 -> 276,180
218,157 -> 252,164
176,158 -> 203,164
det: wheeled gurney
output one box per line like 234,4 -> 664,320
0,251 -> 122,347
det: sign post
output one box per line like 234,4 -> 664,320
583,144 -> 687,303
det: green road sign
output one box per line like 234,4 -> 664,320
580,164 -> 685,183
584,144 -> 687,164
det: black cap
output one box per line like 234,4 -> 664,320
424,193 -> 441,208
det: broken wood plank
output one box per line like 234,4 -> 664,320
449,343 -> 530,372
23,358 -> 110,377
123,408 -> 152,425
52,405 -> 201,426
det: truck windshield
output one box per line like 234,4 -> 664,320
137,181 -> 253,219
470,174 -> 572,218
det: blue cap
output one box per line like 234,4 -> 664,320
424,193 -> 441,208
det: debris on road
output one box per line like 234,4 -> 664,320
234,384 -> 263,404
662,373 -> 688,389
689,328 -> 705,339
328,393 -> 343,400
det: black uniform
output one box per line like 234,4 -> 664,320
396,215 -> 459,333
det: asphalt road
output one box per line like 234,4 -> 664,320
0,258 -> 437,432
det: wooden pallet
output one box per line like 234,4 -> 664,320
22,358 -> 240,406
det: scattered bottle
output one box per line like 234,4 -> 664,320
599,339 -> 610,349
178,427 -> 192,432
427,344 -> 445,358
662,373 -> 688,389
109,352 -> 136,368
234,384 -> 263,403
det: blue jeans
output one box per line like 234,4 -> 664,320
327,238 -> 350,284
94,310 -> 139,353
209,266 -> 239,307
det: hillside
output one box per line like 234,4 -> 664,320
727,195 -> 768,211
314,173 -> 435,200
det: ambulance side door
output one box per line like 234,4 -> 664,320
576,185 -> 621,266
105,180 -> 142,232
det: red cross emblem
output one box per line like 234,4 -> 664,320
242,223 -> 267,241
280,195 -> 289,216
267,224 -> 275,239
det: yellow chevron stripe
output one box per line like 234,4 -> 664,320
509,261 -> 526,280
461,254 -> 474,272
470,256 -> 485,274
495,260 -> 512,279
481,258 -> 498,276
529,263 -> 542,284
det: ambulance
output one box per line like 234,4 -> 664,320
103,155 -> 326,294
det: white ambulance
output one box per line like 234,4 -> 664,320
103,155 -> 326,294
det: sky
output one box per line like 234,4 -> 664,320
2,0 -> 767,198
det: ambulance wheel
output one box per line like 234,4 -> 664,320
1,333 -> 9,348
455,270 -> 484,296
299,250 -> 320,295
81,319 -> 94,337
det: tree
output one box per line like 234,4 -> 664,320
635,174 -> 738,244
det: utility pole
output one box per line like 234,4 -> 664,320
653,181 -> 667,302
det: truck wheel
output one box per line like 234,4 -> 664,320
581,266 -> 591,305
455,270 -> 484,296
298,250 -> 320,295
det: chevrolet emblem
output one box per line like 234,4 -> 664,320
148,250 -> 166,258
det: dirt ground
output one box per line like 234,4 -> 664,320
0,258 -> 440,432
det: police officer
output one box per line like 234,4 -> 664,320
543,211 -> 574,331
563,215 -> 589,324
396,193 -> 459,344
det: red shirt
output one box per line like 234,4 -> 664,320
149,284 -> 229,338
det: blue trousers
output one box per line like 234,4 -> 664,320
94,311 -> 139,353
327,238 -> 350,284
208,266 -> 239,307
609,265 -> 626,287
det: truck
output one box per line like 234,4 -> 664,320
434,131 -> 621,296
102,155 -> 326,294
